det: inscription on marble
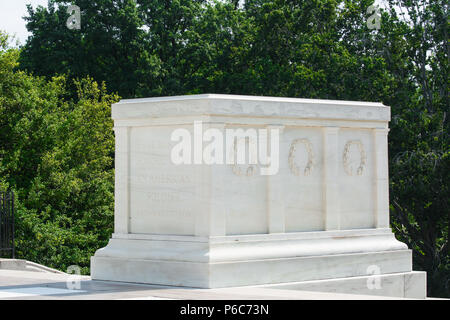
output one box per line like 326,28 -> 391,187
135,209 -> 193,218
131,174 -> 192,185
146,192 -> 180,201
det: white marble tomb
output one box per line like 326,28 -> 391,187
91,94 -> 426,298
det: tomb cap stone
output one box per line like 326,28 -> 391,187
112,94 -> 390,122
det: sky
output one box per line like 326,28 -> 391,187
0,0 -> 49,45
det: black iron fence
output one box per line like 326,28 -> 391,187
0,190 -> 14,258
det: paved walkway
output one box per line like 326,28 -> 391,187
0,269 -> 407,300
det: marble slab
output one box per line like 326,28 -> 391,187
91,94 -> 425,294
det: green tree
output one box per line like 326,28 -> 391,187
381,0 -> 449,297
19,0 -> 151,98
1,31 -> 118,273
135,0 -> 207,96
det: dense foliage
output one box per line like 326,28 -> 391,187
0,32 -> 118,273
0,0 -> 447,296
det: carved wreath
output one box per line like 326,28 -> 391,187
343,140 -> 366,176
288,138 -> 314,176
231,137 -> 257,177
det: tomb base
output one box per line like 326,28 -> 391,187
264,271 -> 426,299
91,228 -> 424,296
